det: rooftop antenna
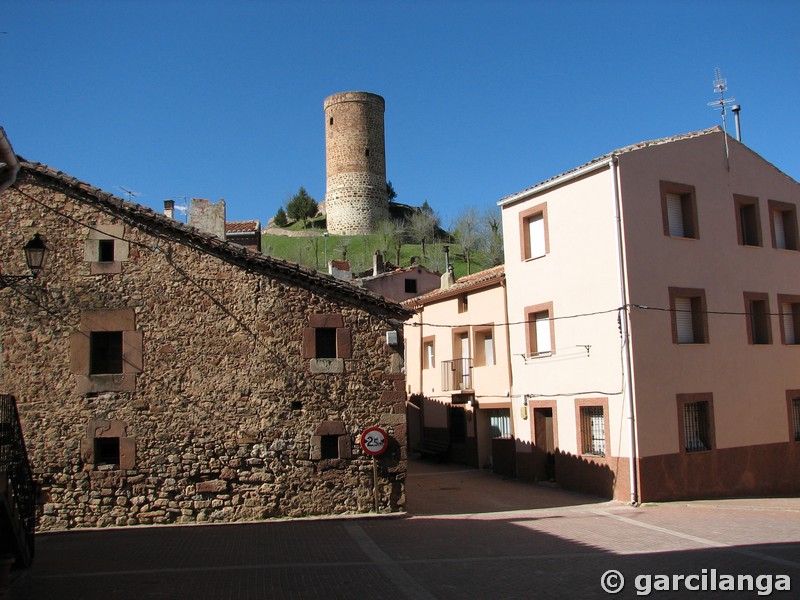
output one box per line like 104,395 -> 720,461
117,186 -> 143,202
168,196 -> 189,222
707,67 -> 735,170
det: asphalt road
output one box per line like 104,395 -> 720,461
6,460 -> 800,599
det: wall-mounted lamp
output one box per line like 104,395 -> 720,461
0,233 -> 48,288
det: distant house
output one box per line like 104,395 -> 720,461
499,127 -> 800,502
354,252 -> 441,303
225,220 -> 262,253
403,266 -> 513,473
0,159 -> 411,530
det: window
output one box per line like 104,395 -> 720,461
310,420 -> 352,464
744,292 -> 772,345
526,303 -> 554,357
769,200 -> 799,250
788,392 -> 800,442
302,314 -> 352,373
404,278 -> 418,294
579,406 -> 606,457
458,295 -> 468,313
669,288 -> 708,344
320,435 -> 340,459
678,394 -> 714,453
315,328 -> 337,358
98,239 -> 115,262
519,203 -> 549,260
423,338 -> 435,369
80,418 -> 135,470
474,328 -> 495,367
488,409 -> 511,438
94,437 -> 120,466
90,331 -> 123,374
70,309 -> 143,394
84,223 -> 129,274
778,295 -> 800,345
734,195 -> 762,247
661,181 -> 698,239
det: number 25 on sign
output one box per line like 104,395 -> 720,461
360,426 -> 388,512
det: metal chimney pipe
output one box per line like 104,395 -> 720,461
731,104 -> 742,142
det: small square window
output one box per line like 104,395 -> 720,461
404,278 -> 418,294
90,331 -> 124,374
320,435 -> 340,459
94,437 -> 120,466
98,239 -> 115,262
315,328 -> 337,358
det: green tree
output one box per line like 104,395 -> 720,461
274,207 -> 288,227
386,180 -> 397,202
286,187 -> 318,228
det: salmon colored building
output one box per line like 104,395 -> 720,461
500,127 -> 800,502
403,266 -> 516,474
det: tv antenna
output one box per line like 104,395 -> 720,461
707,68 -> 735,169
117,186 -> 143,202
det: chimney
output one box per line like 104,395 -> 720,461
188,198 -> 227,240
373,251 -> 384,276
164,199 -> 175,220
440,244 -> 455,290
731,104 -> 742,142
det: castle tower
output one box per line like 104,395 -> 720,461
324,91 -> 389,235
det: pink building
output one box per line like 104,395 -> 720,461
403,266 -> 515,473
500,127 -> 800,502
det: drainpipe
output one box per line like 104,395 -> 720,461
0,127 -> 21,193
611,156 -> 639,506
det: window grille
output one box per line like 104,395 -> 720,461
683,402 -> 711,452
488,409 -> 511,438
580,406 -> 605,456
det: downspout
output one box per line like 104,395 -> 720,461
611,156 -> 639,505
501,277 -> 514,400
0,127 -> 21,193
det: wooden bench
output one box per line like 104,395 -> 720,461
414,438 -> 450,461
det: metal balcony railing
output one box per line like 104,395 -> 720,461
0,394 -> 35,567
441,358 -> 473,391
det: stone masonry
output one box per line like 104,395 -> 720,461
0,162 -> 411,530
324,91 -> 390,235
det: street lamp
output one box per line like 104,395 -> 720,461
0,233 -> 48,288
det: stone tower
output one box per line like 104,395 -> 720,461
324,91 -> 389,235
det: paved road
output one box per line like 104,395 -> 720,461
6,461 -> 800,599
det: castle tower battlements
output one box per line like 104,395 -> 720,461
324,91 -> 389,235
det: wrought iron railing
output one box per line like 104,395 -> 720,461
441,358 -> 473,391
0,394 -> 35,566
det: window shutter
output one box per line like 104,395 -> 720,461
69,331 -> 91,375
301,328 -> 316,359
528,214 -> 545,258
122,330 -> 144,373
773,211 -> 787,249
674,297 -> 694,343
484,334 -> 494,366
535,313 -> 551,354
666,193 -> 685,237
336,327 -> 352,359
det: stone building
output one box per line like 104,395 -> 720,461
0,160 -> 411,530
324,91 -> 390,235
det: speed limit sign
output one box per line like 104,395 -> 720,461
360,426 -> 389,456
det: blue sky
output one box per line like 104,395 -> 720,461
3,0 -> 799,225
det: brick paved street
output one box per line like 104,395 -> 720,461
6,461 -> 800,599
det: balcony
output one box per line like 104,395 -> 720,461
441,358 -> 473,392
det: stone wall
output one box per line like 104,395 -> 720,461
0,177 -> 408,530
324,91 -> 389,235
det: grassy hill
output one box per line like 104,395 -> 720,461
262,219 -> 495,280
